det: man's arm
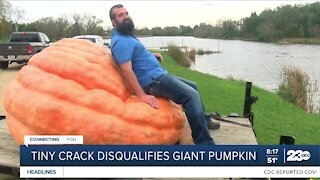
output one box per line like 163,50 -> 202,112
119,61 -> 159,109
153,52 -> 163,62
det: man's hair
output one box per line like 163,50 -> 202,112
109,4 -> 124,21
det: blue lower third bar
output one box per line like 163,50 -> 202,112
20,145 -> 320,166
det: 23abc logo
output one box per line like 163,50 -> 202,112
286,150 -> 311,162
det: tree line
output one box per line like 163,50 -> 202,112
134,2 -> 320,42
0,0 -> 106,41
1,0 -> 320,42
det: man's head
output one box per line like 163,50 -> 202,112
109,4 -> 135,35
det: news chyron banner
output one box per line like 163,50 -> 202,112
20,136 -> 320,178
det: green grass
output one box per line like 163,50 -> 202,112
157,51 -> 320,145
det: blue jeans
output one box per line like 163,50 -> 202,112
143,73 -> 215,145
174,77 -> 213,124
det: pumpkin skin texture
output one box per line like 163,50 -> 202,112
3,38 -> 186,145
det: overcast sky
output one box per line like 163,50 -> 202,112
9,1 -> 318,29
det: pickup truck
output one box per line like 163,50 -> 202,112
73,35 -> 109,48
0,32 -> 52,69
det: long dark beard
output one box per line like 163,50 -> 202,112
116,18 -> 135,35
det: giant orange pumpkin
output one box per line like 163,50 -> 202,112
3,38 -> 187,145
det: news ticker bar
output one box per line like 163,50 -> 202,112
21,145 -> 320,166
20,166 -> 320,178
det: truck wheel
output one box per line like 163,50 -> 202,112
0,61 -> 9,69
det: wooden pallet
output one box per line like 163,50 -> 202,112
211,117 -> 257,145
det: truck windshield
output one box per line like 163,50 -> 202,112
10,33 -> 40,42
78,38 -> 96,43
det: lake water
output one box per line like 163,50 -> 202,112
137,36 -> 320,92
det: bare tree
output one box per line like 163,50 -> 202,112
0,0 -> 12,20
11,7 -> 26,32
84,15 -> 103,35
0,0 -> 12,39
66,13 -> 104,37
69,13 -> 86,36
34,17 -> 57,39
55,16 -> 70,39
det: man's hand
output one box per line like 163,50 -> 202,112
154,53 -> 163,62
119,60 -> 160,109
140,94 -> 160,109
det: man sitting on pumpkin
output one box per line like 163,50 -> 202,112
109,4 -> 221,145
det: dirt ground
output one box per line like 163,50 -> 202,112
0,63 -> 25,115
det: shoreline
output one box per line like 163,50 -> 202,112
104,35 -> 320,45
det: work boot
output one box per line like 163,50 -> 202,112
207,119 -> 221,130
205,114 -> 220,130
